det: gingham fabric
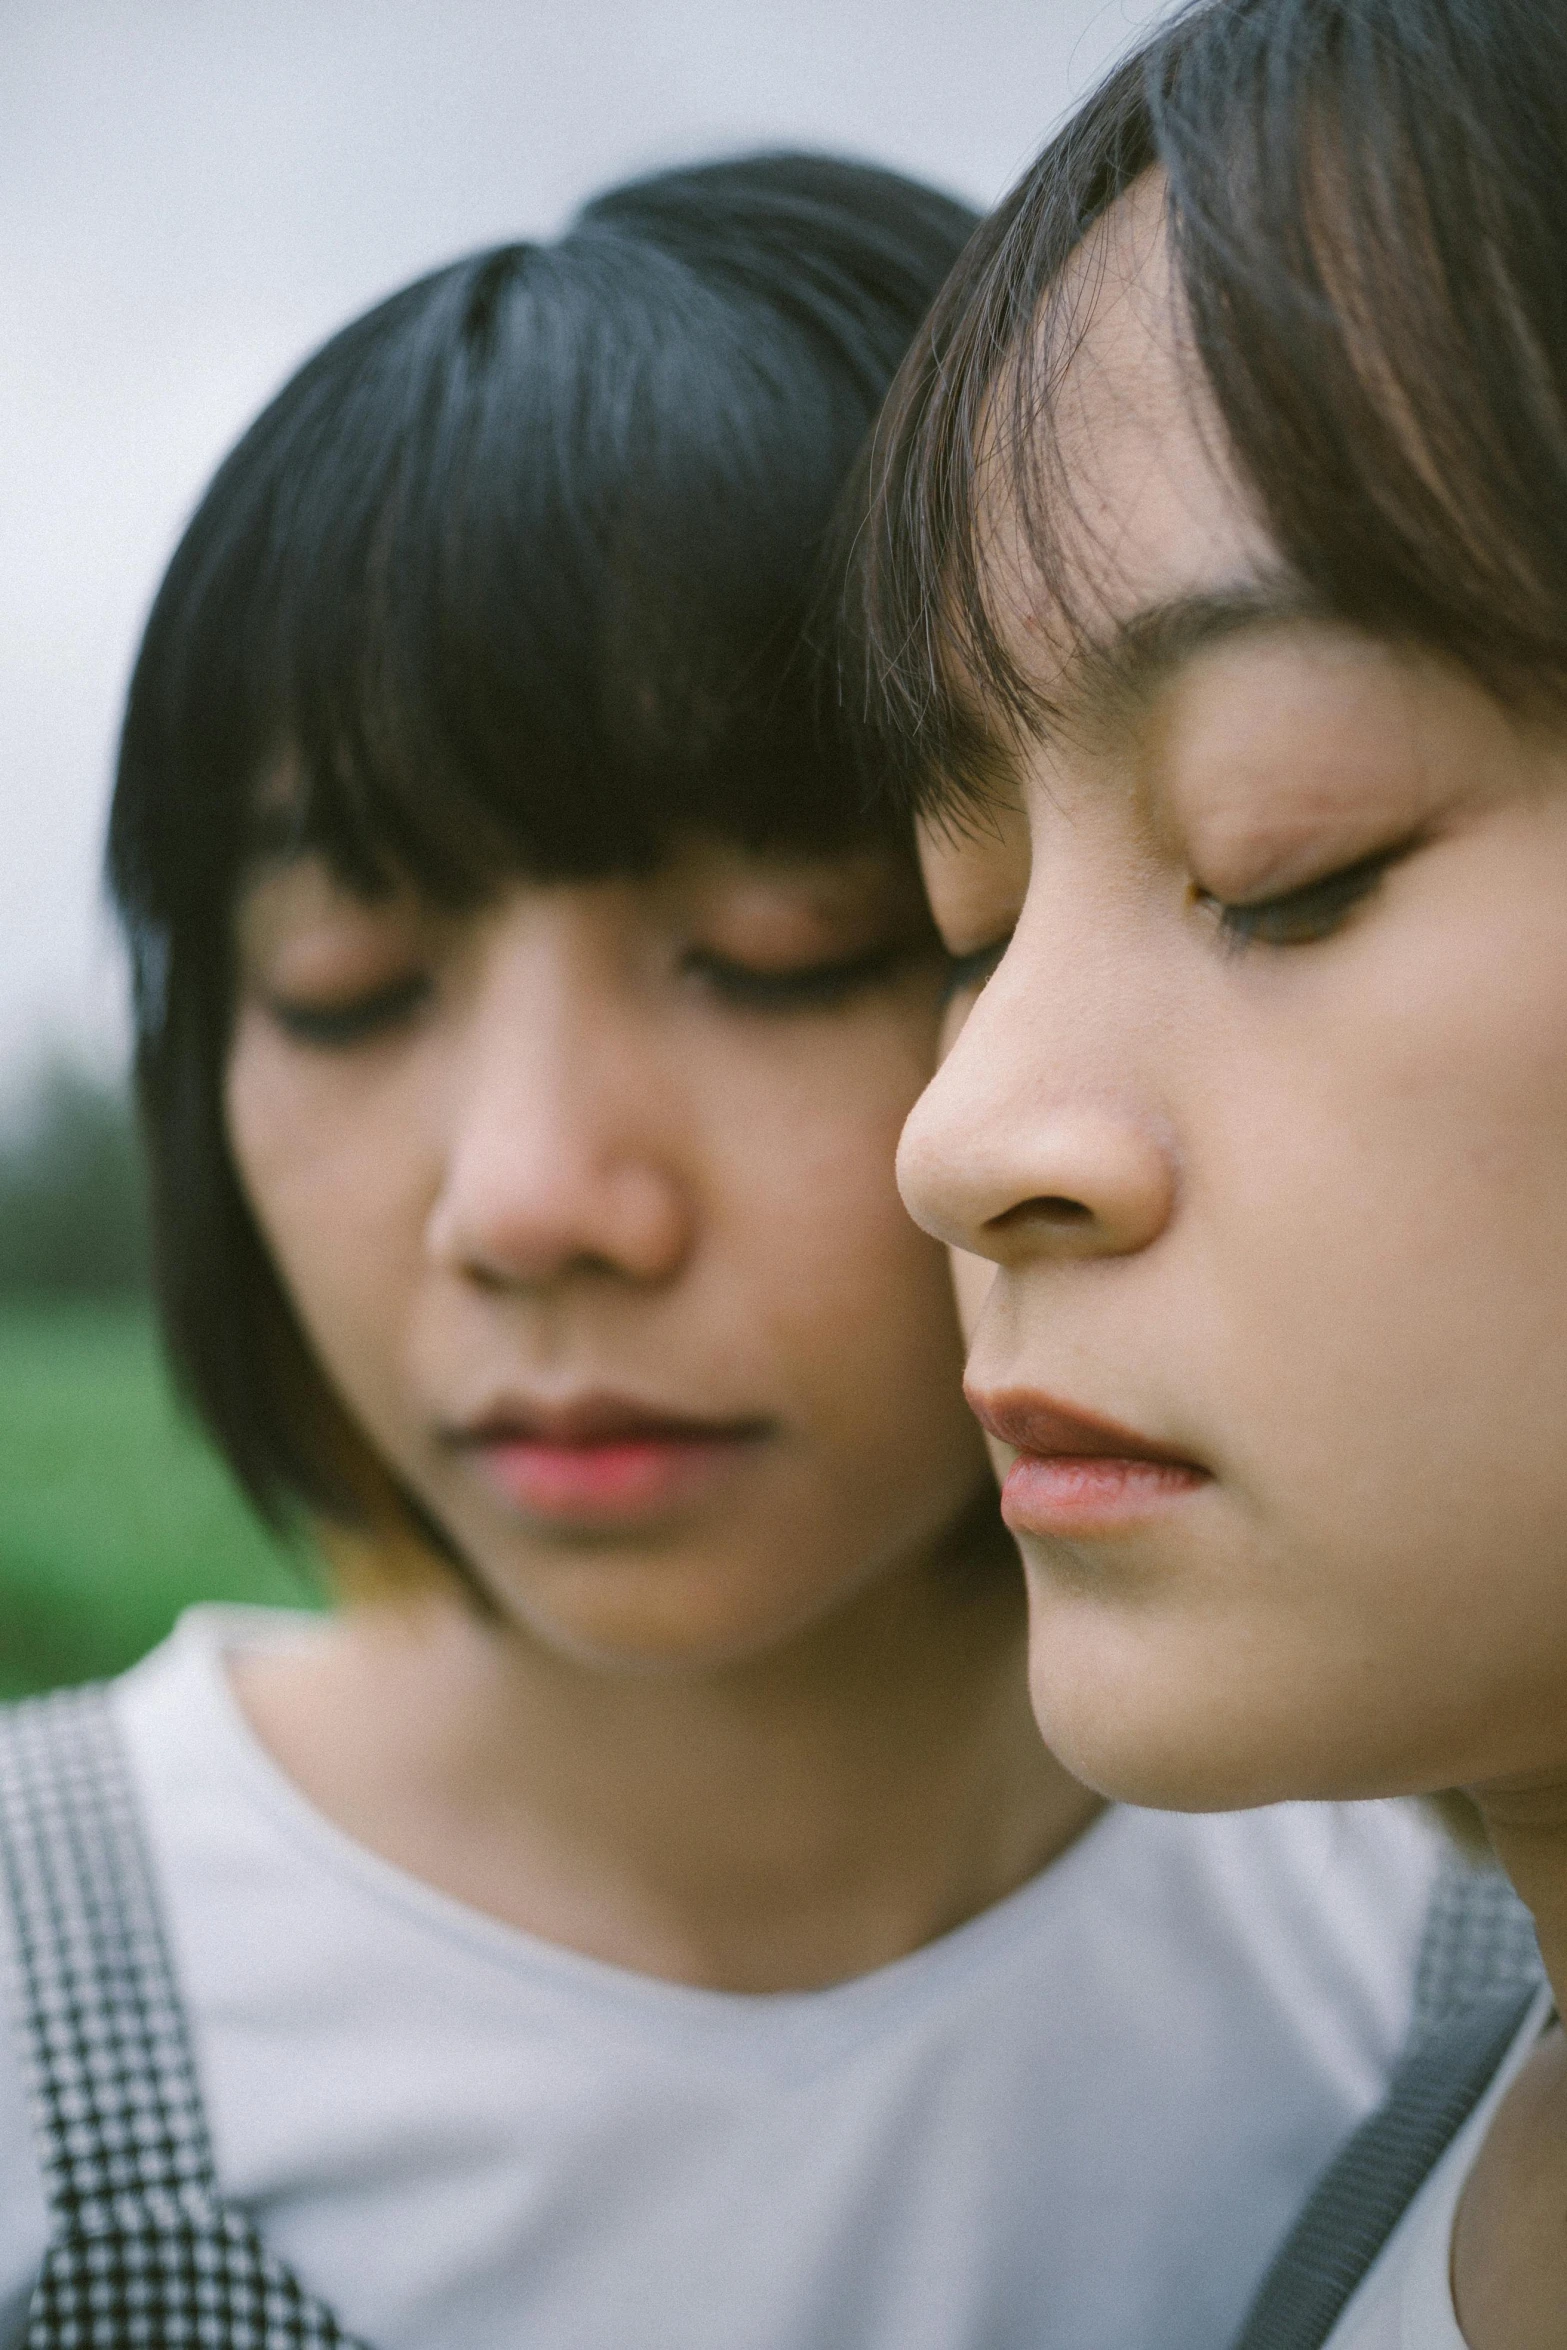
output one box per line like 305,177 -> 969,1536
1407,1843 -> 1543,2043
0,1683 -> 373,2350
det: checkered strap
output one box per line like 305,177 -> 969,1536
0,1684 -> 373,2349
1409,1846 -> 1542,2043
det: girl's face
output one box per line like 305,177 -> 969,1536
900,182 -> 1567,1812
228,835 -> 991,1669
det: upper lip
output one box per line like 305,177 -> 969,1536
965,1384 -> 1203,1468
445,1392 -> 771,1448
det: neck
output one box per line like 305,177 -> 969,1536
1448,1776 -> 1567,2349
235,1541 -> 1098,1994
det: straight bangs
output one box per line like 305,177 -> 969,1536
118,220 -> 917,947
106,150 -> 979,1535
849,0 -> 1567,818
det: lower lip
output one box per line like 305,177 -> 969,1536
1001,1454 -> 1209,1535
471,1434 -> 759,1523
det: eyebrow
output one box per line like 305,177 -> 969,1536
1059,573 -> 1333,735
931,571 -> 1334,813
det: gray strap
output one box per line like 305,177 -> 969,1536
1231,1851 -> 1550,2350
1231,1983 -> 1538,2349
1233,1848 -> 1544,2350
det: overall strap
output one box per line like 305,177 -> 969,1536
0,1683 -> 372,2350
1232,1846 -> 1545,2350
1409,1848 -> 1542,2044
1231,1982 -> 1538,2350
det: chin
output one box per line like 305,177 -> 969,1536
510,1573 -> 845,1679
1022,1619 -> 1367,1815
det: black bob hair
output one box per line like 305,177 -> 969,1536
846,0 -> 1567,813
108,151 -> 980,1537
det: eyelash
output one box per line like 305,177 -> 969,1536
943,938 -> 1010,1002
938,842 -> 1407,989
685,945 -> 914,1011
266,974 -> 432,1047
1197,843 -> 1413,951
265,944 -> 917,1044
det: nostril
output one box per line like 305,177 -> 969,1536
988,1195 -> 1093,1233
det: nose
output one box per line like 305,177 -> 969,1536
896,935 -> 1175,1268
425,944 -> 693,1292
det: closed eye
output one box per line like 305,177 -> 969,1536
684,943 -> 921,1012
1197,841 -> 1417,951
265,973 -> 433,1047
942,936 -> 1010,1003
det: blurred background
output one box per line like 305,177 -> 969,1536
2,0 -> 1158,1696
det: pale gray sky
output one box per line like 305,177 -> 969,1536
0,0 -> 1157,1095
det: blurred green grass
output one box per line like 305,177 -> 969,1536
0,1303 -> 321,1699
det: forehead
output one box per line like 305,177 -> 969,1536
980,173 -> 1276,711
921,181 -> 1311,934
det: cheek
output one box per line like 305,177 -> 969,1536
764,1192 -> 986,1541
225,1024 -> 430,1400
719,1033 -> 981,1469
1190,840 -> 1567,1683
947,1245 -> 995,1342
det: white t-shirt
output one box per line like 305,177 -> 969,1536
1320,1982 -> 1556,2350
0,1606 -> 1443,2350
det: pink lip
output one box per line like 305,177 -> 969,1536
966,1385 -> 1210,1536
449,1395 -> 769,1526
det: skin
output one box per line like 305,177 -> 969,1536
226,832 -> 1094,1995
898,177 -> 1567,2345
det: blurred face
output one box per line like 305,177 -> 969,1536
900,178 -> 1567,1811
227,834 -> 990,1669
